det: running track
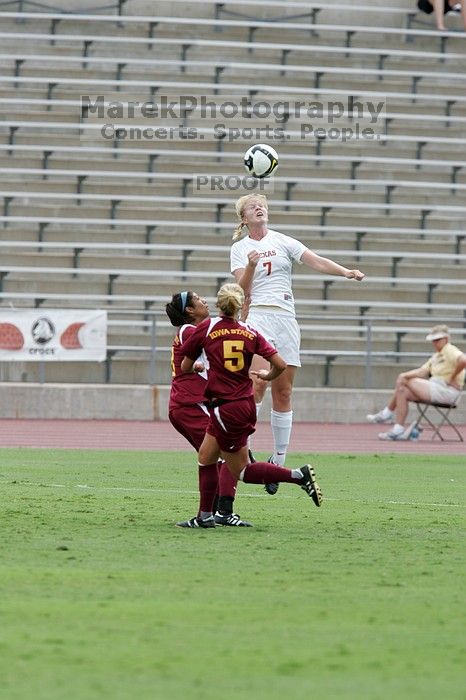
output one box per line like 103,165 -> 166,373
0,419 -> 464,454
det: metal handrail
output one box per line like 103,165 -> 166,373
0,0 -> 126,15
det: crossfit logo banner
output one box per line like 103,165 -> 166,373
0,310 -> 107,361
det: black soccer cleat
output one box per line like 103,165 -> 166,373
176,515 -> 216,528
214,512 -> 253,527
264,455 -> 279,496
264,482 -> 279,495
299,465 -> 322,507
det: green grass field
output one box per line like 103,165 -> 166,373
0,448 -> 464,700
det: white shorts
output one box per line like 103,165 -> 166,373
247,308 -> 301,367
428,377 -> 461,405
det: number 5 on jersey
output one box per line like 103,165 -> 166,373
223,340 -> 244,372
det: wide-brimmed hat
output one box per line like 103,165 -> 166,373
426,324 -> 449,341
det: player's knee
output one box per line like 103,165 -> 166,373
398,383 -> 410,397
273,386 -> 292,407
396,377 -> 411,394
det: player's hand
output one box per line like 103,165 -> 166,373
345,269 -> 365,281
250,369 -> 270,381
247,250 -> 261,268
193,361 -> 205,373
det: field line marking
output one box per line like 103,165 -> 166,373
1,479 -> 464,508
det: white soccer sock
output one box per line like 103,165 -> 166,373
392,423 -> 404,434
271,409 -> 293,466
381,406 -> 394,419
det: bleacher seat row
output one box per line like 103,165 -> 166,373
0,3 -> 465,388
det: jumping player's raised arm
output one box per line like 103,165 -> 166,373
300,249 -> 365,280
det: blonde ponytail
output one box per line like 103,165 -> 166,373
232,223 -> 245,242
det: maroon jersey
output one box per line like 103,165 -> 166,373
182,316 -> 277,401
169,324 -> 207,410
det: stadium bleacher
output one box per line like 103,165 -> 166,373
0,0 -> 465,390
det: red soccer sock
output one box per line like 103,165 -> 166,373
218,460 -> 238,498
241,461 -> 296,485
198,463 -> 219,514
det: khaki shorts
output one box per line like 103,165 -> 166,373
428,377 -> 461,405
247,308 -> 301,367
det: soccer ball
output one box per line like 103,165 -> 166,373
244,143 -> 278,179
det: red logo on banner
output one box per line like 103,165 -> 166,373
0,323 -> 24,350
60,322 -> 85,349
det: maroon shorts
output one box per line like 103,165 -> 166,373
206,395 -> 256,453
169,403 -> 210,452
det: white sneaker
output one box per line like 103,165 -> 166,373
378,429 -> 406,441
367,410 -> 393,424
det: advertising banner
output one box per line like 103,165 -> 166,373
0,310 -> 107,361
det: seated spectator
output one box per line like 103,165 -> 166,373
367,324 -> 466,441
417,0 -> 466,31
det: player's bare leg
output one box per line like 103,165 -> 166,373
270,365 -> 296,463
247,353 -> 269,461
259,364 -> 296,495
250,353 -> 269,405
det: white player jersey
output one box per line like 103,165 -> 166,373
230,228 -> 307,315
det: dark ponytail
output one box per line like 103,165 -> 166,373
165,291 -> 194,327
